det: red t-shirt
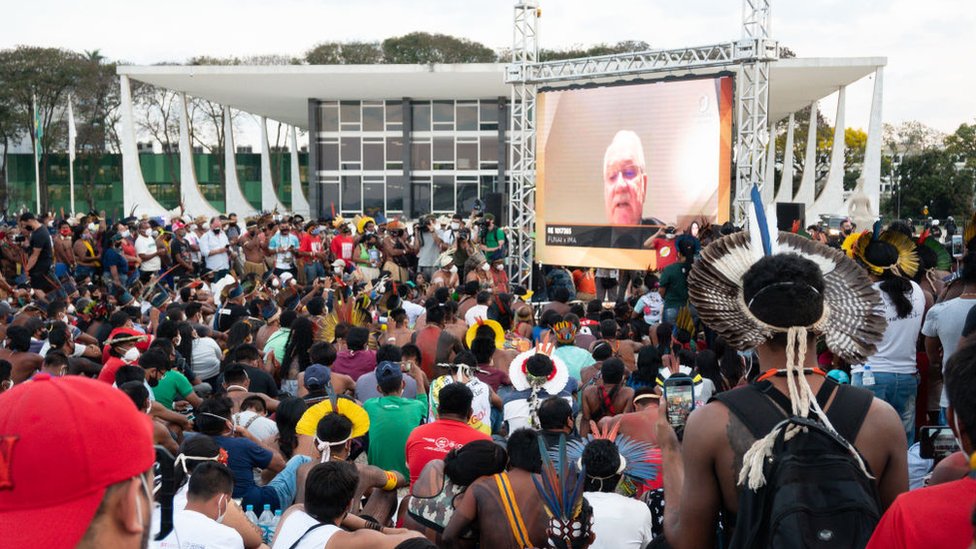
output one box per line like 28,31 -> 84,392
652,238 -> 678,270
414,326 -> 442,379
572,269 -> 597,295
97,356 -> 128,384
866,477 -> 976,549
405,418 -> 492,486
330,235 -> 355,266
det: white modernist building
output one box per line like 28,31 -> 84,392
118,57 -> 885,225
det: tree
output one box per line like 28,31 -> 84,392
133,80 -> 181,188
72,49 -> 122,211
945,121 -> 976,171
843,127 -> 867,191
881,148 -> 974,220
381,32 -> 496,64
0,46 -> 86,212
882,121 -> 945,158
305,41 -> 382,64
773,104 -> 833,196
538,40 -> 651,62
0,71 -> 26,211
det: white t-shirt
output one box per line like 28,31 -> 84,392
186,232 -> 202,263
191,337 -> 224,380
135,235 -> 162,272
152,508 -> 244,549
464,305 -> 489,327
921,296 -> 976,408
584,491 -> 654,549
233,410 -> 279,441
199,230 -> 231,271
852,280 -> 925,375
428,375 -> 492,429
271,510 -> 340,549
402,300 -> 426,328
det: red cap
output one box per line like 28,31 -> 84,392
0,374 -> 154,548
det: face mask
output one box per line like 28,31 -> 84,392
215,495 -> 227,524
213,228 -> 221,234
449,265 -> 458,274
120,230 -> 130,238
60,229 -> 71,236
481,263 -> 490,272
147,375 -> 159,388
450,222 -> 460,230
140,229 -> 150,237
495,263 -> 504,271
173,335 -> 182,347
87,222 -> 98,233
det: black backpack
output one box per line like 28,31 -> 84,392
714,378 -> 880,549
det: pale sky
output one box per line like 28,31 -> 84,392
3,0 -> 975,135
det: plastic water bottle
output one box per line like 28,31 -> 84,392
862,365 -> 875,387
244,504 -> 258,525
268,509 -> 282,541
257,504 -> 274,542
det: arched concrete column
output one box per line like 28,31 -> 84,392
179,93 -> 220,218
794,102 -> 818,208
223,106 -> 258,217
259,116 -> 288,213
811,87 -> 847,219
762,128 -> 776,206
860,67 -> 884,215
120,75 -> 170,217
774,113 -> 795,203
289,126 -> 310,217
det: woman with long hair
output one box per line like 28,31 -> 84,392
713,338 -> 745,392
280,316 -> 316,395
628,345 -> 662,390
274,396 -> 308,460
694,349 -> 721,400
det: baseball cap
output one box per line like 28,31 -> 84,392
0,374 -> 154,548
304,364 -> 331,391
375,361 -> 403,386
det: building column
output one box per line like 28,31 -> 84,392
119,75 -> 170,218
794,101 -> 818,208
179,93 -> 219,218
861,67 -> 884,215
259,116 -> 287,212
290,126 -> 310,217
223,106 -> 258,216
307,99 -> 320,219
811,87 -> 847,219
762,126 -> 776,206
402,97 -> 413,217
775,113 -> 795,203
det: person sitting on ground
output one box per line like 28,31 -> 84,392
223,364 -> 279,413
598,387 -> 660,446
581,439 -> 655,549
226,343 -> 279,398
296,341 -> 355,402
356,343 -> 423,402
273,461 -> 425,548
469,334 -> 512,392
118,379 -> 180,456
154,462 -> 245,548
234,394 -> 279,442
504,351 -> 578,433
406,382 -> 493,486
581,357 -> 634,436
404,440 -> 509,545
597,319 -> 641,372
427,351 -> 499,435
552,320 -> 596,382
331,326 -> 377,382
144,346 -> 203,411
363,361 -> 428,480
444,429 -> 548,548
538,396 -> 582,454
196,396 -> 310,511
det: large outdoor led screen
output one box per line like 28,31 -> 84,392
536,76 -> 733,270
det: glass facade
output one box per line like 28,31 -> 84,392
311,98 -> 506,219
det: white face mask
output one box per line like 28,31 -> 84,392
173,335 -> 182,347
215,495 -> 227,524
481,263 -> 490,272
450,222 -> 460,230
449,265 -> 458,274
120,230 -> 130,238
87,222 -> 98,233
495,263 -> 504,271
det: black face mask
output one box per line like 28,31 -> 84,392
213,228 -> 221,234
147,375 -> 159,388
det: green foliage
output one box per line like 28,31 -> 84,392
945,121 -> 976,170
305,41 -> 382,64
538,40 -> 651,62
382,32 -> 497,64
883,148 -> 974,220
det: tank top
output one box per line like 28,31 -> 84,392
273,510 -> 341,549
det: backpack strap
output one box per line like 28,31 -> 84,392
714,378 -> 873,442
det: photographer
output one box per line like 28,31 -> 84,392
452,226 -> 478,279
381,220 -> 415,282
478,213 -> 507,262
416,215 -> 446,280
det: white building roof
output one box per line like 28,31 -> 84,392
118,56 -> 885,128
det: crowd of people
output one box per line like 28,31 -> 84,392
0,206 -> 974,549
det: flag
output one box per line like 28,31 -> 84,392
32,95 -> 43,157
67,96 -> 76,163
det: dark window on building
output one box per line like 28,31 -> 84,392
340,101 -> 361,123
341,137 -> 361,162
386,102 -> 403,131
317,141 -> 339,171
480,135 -> 498,167
363,182 -> 384,215
432,100 -> 454,130
456,141 -> 478,170
456,104 -> 478,131
457,182 -> 478,212
322,183 -> 341,214
319,104 -> 339,132
412,181 -> 431,217
433,176 -> 454,212
363,141 -> 384,170
432,137 -> 454,170
341,175 -> 362,211
387,176 -> 406,211
363,106 -> 384,132
411,141 -> 431,171
480,100 -> 498,130
411,102 -> 431,132
386,137 -> 404,169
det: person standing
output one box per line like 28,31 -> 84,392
240,220 -> 268,277
73,222 -> 101,281
659,240 -> 694,324
168,224 -> 194,283
53,220 -> 75,279
299,222 -> 327,283
20,212 -> 54,291
134,220 -> 164,283
269,222 -> 300,277
199,217 -> 232,280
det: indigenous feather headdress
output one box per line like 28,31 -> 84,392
847,222 -> 919,278
919,233 -> 953,271
689,186 -> 883,490
533,434 -> 592,549
560,421 -> 660,497
317,292 -> 370,343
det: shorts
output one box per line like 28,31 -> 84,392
244,261 -> 267,276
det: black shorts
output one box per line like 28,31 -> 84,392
29,270 -> 55,292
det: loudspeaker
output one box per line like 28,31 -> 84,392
484,192 -> 505,225
776,202 -> 805,232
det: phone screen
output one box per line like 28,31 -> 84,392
665,379 -> 695,430
919,426 -> 959,463
952,235 -> 963,258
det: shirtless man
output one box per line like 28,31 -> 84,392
411,304 -> 463,379
222,365 -> 279,413
599,319 -> 642,372
442,302 -> 468,343
443,428 -> 548,549
240,220 -> 268,276
53,221 -> 75,276
72,223 -> 100,279
383,308 -> 414,347
657,253 -> 908,548
1,325 -> 44,383
297,413 -> 407,525
429,256 -> 460,295
580,357 -> 634,436
598,387 -> 660,445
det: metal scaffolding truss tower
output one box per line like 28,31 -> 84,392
506,0 -> 776,290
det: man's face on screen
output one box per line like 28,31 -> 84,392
603,133 -> 647,225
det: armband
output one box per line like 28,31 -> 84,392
382,470 -> 398,491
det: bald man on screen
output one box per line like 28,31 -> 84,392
603,130 -> 649,226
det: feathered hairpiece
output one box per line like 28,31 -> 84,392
317,292 -> 370,343
533,434 -> 591,549
849,226 -> 919,278
562,422 -> 660,497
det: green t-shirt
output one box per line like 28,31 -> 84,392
263,328 -> 291,363
363,394 -> 428,478
660,262 -> 689,310
485,227 -> 506,249
152,370 -> 194,410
